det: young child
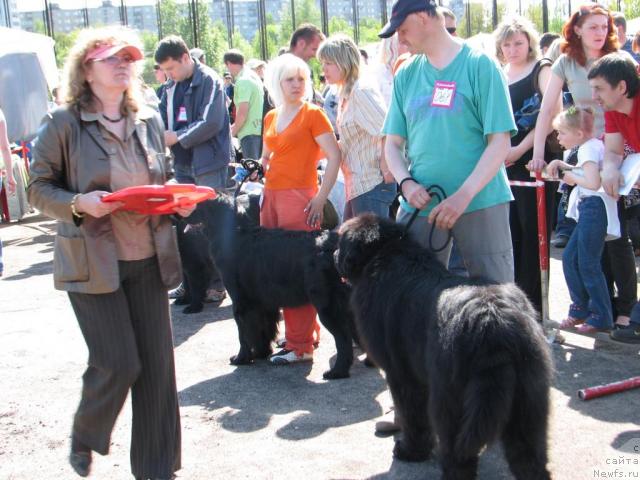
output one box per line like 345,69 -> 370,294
547,106 -> 620,334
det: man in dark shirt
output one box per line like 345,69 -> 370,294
156,36 -> 232,303
155,36 -> 232,190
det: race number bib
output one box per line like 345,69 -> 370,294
177,106 -> 188,122
431,81 -> 456,108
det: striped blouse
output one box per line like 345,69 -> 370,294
337,80 -> 387,200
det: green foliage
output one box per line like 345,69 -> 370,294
622,0 -> 640,18
53,30 -> 80,68
458,2 -> 493,38
329,17 -> 351,36
358,17 -> 382,45
294,0 -> 322,26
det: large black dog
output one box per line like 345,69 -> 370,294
189,194 -> 354,379
336,214 -> 553,479
174,217 -> 214,314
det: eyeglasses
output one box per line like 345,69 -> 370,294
446,27 -> 457,34
94,54 -> 135,67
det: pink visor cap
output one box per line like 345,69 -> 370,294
84,43 -> 143,64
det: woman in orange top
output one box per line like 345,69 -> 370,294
260,53 -> 341,365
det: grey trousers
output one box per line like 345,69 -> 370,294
397,202 -> 514,284
68,256 -> 181,478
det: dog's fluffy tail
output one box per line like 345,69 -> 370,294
445,285 -> 552,456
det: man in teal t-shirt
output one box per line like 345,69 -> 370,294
224,50 -> 264,159
380,0 -> 516,283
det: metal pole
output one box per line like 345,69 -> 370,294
465,0 -> 471,38
43,0 -> 54,37
290,0 -> 296,30
320,0 -> 328,37
120,0 -> 128,26
156,0 -> 163,39
492,0 -> 498,29
380,0 -> 387,25
258,0 -> 268,60
542,0 -> 548,33
351,0 -> 359,44
82,0 -> 89,28
223,0 -> 232,47
191,0 -> 199,48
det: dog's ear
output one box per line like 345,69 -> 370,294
337,214 -> 393,280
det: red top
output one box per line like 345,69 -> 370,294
604,94 -> 640,152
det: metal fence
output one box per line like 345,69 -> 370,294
6,0 -> 633,62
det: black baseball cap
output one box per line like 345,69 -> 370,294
378,0 -> 438,38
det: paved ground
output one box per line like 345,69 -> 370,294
1,213 -> 639,480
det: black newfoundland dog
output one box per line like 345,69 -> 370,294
189,194 -> 354,379
174,217 -> 214,314
336,214 -> 553,479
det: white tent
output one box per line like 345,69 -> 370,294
0,28 -> 56,142
0,27 -> 58,90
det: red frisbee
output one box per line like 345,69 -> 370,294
101,184 -> 217,215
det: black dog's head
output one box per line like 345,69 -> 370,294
335,213 -> 404,282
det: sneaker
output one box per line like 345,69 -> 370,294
168,284 -> 185,299
551,236 -> 569,248
609,324 -> 640,344
269,349 -> 313,365
205,288 -> 226,303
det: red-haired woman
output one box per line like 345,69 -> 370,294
530,3 -> 637,328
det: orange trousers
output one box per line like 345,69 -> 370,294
260,188 -> 320,355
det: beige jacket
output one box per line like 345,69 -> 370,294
27,105 -> 182,294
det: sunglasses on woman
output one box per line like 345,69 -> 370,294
94,54 -> 135,66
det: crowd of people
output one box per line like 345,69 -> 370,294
0,0 -> 635,478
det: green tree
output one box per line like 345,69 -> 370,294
53,30 -> 80,68
294,0 -> 322,27
458,2 -> 492,38
328,17 -> 351,36
622,0 -> 640,18
359,17 -> 382,45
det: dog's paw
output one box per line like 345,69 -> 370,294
393,439 -> 430,462
363,355 -> 377,368
322,368 -> 350,380
230,354 -> 253,365
182,304 -> 204,314
173,297 -> 189,306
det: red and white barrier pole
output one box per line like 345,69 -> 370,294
508,175 -> 562,343
578,376 -> 640,401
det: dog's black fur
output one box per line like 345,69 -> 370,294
174,218 -> 215,314
189,194 -> 354,379
336,214 -> 553,479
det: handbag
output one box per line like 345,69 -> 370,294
512,59 -> 573,156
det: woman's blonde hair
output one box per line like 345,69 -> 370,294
316,34 -> 361,97
264,53 -> 312,108
494,16 -> 541,65
61,26 -> 143,115
552,105 -> 595,137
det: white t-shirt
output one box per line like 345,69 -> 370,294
566,138 -> 620,239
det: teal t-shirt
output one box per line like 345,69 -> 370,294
383,44 -> 516,215
234,68 -> 264,139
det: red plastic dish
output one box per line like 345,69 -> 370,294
101,184 -> 217,215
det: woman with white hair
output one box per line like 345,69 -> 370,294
260,53 -> 341,365
317,34 -> 395,221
